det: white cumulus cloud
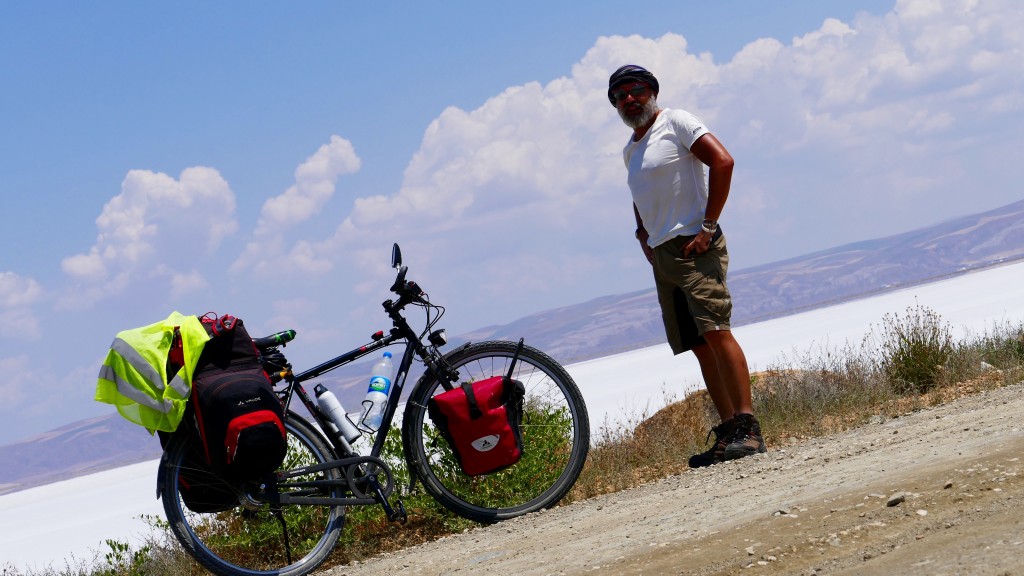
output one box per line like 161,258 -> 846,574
232,135 -> 361,276
0,355 -> 32,406
0,272 -> 42,340
59,167 -> 237,307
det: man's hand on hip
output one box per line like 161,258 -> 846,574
636,230 -> 654,264
683,230 -> 713,257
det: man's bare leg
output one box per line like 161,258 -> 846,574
691,342 -> 734,421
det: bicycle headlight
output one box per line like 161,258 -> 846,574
428,329 -> 447,347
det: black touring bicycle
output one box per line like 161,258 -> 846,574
156,244 -> 590,576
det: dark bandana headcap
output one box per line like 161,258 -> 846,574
608,65 -> 660,106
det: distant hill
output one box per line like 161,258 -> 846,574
463,199 -> 1024,363
0,414 -> 163,495
2,199 -> 1022,494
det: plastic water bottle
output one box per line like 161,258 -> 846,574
314,384 -> 362,443
361,351 -> 394,431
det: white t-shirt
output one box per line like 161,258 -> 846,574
623,108 -> 710,248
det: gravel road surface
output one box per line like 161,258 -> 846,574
322,383 -> 1024,576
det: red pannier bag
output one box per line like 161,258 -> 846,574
427,376 -> 526,476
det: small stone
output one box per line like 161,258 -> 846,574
916,510 -> 928,516
944,481 -> 953,489
887,493 -> 906,507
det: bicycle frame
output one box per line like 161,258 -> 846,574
285,306 -> 459,449
256,263 -> 464,516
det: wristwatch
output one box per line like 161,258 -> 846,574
701,219 -> 718,234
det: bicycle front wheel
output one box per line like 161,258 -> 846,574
159,412 -> 345,576
402,341 -> 589,523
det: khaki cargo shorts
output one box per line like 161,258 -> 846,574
652,231 -> 733,355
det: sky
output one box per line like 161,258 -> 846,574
5,259 -> 1024,570
1,0 -> 1022,446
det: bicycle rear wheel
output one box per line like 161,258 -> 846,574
402,341 -> 589,523
159,412 -> 344,576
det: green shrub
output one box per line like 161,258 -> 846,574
875,303 -> 952,393
975,321 -> 1024,367
97,540 -> 151,576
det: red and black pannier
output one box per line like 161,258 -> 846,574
427,375 -> 526,476
159,314 -> 287,512
188,314 -> 287,483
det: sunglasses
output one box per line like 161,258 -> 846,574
611,84 -> 650,103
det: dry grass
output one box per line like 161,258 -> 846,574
569,311 -> 1024,504
569,390 -> 716,500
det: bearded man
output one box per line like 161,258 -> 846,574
610,64 -> 765,466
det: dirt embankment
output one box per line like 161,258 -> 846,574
323,383 -> 1024,576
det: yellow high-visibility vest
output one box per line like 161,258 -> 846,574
95,311 -> 211,433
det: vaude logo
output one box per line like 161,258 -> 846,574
471,435 -> 501,452
237,396 -> 261,407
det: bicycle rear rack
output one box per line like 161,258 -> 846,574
505,338 -> 525,379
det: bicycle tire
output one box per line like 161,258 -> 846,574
402,341 -> 589,523
159,411 -> 345,576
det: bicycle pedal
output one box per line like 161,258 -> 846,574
388,499 -> 408,523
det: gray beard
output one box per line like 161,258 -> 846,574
618,96 -> 659,130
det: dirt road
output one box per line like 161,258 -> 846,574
322,383 -> 1024,576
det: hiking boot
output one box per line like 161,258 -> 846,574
724,413 -> 767,460
688,417 -> 739,468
